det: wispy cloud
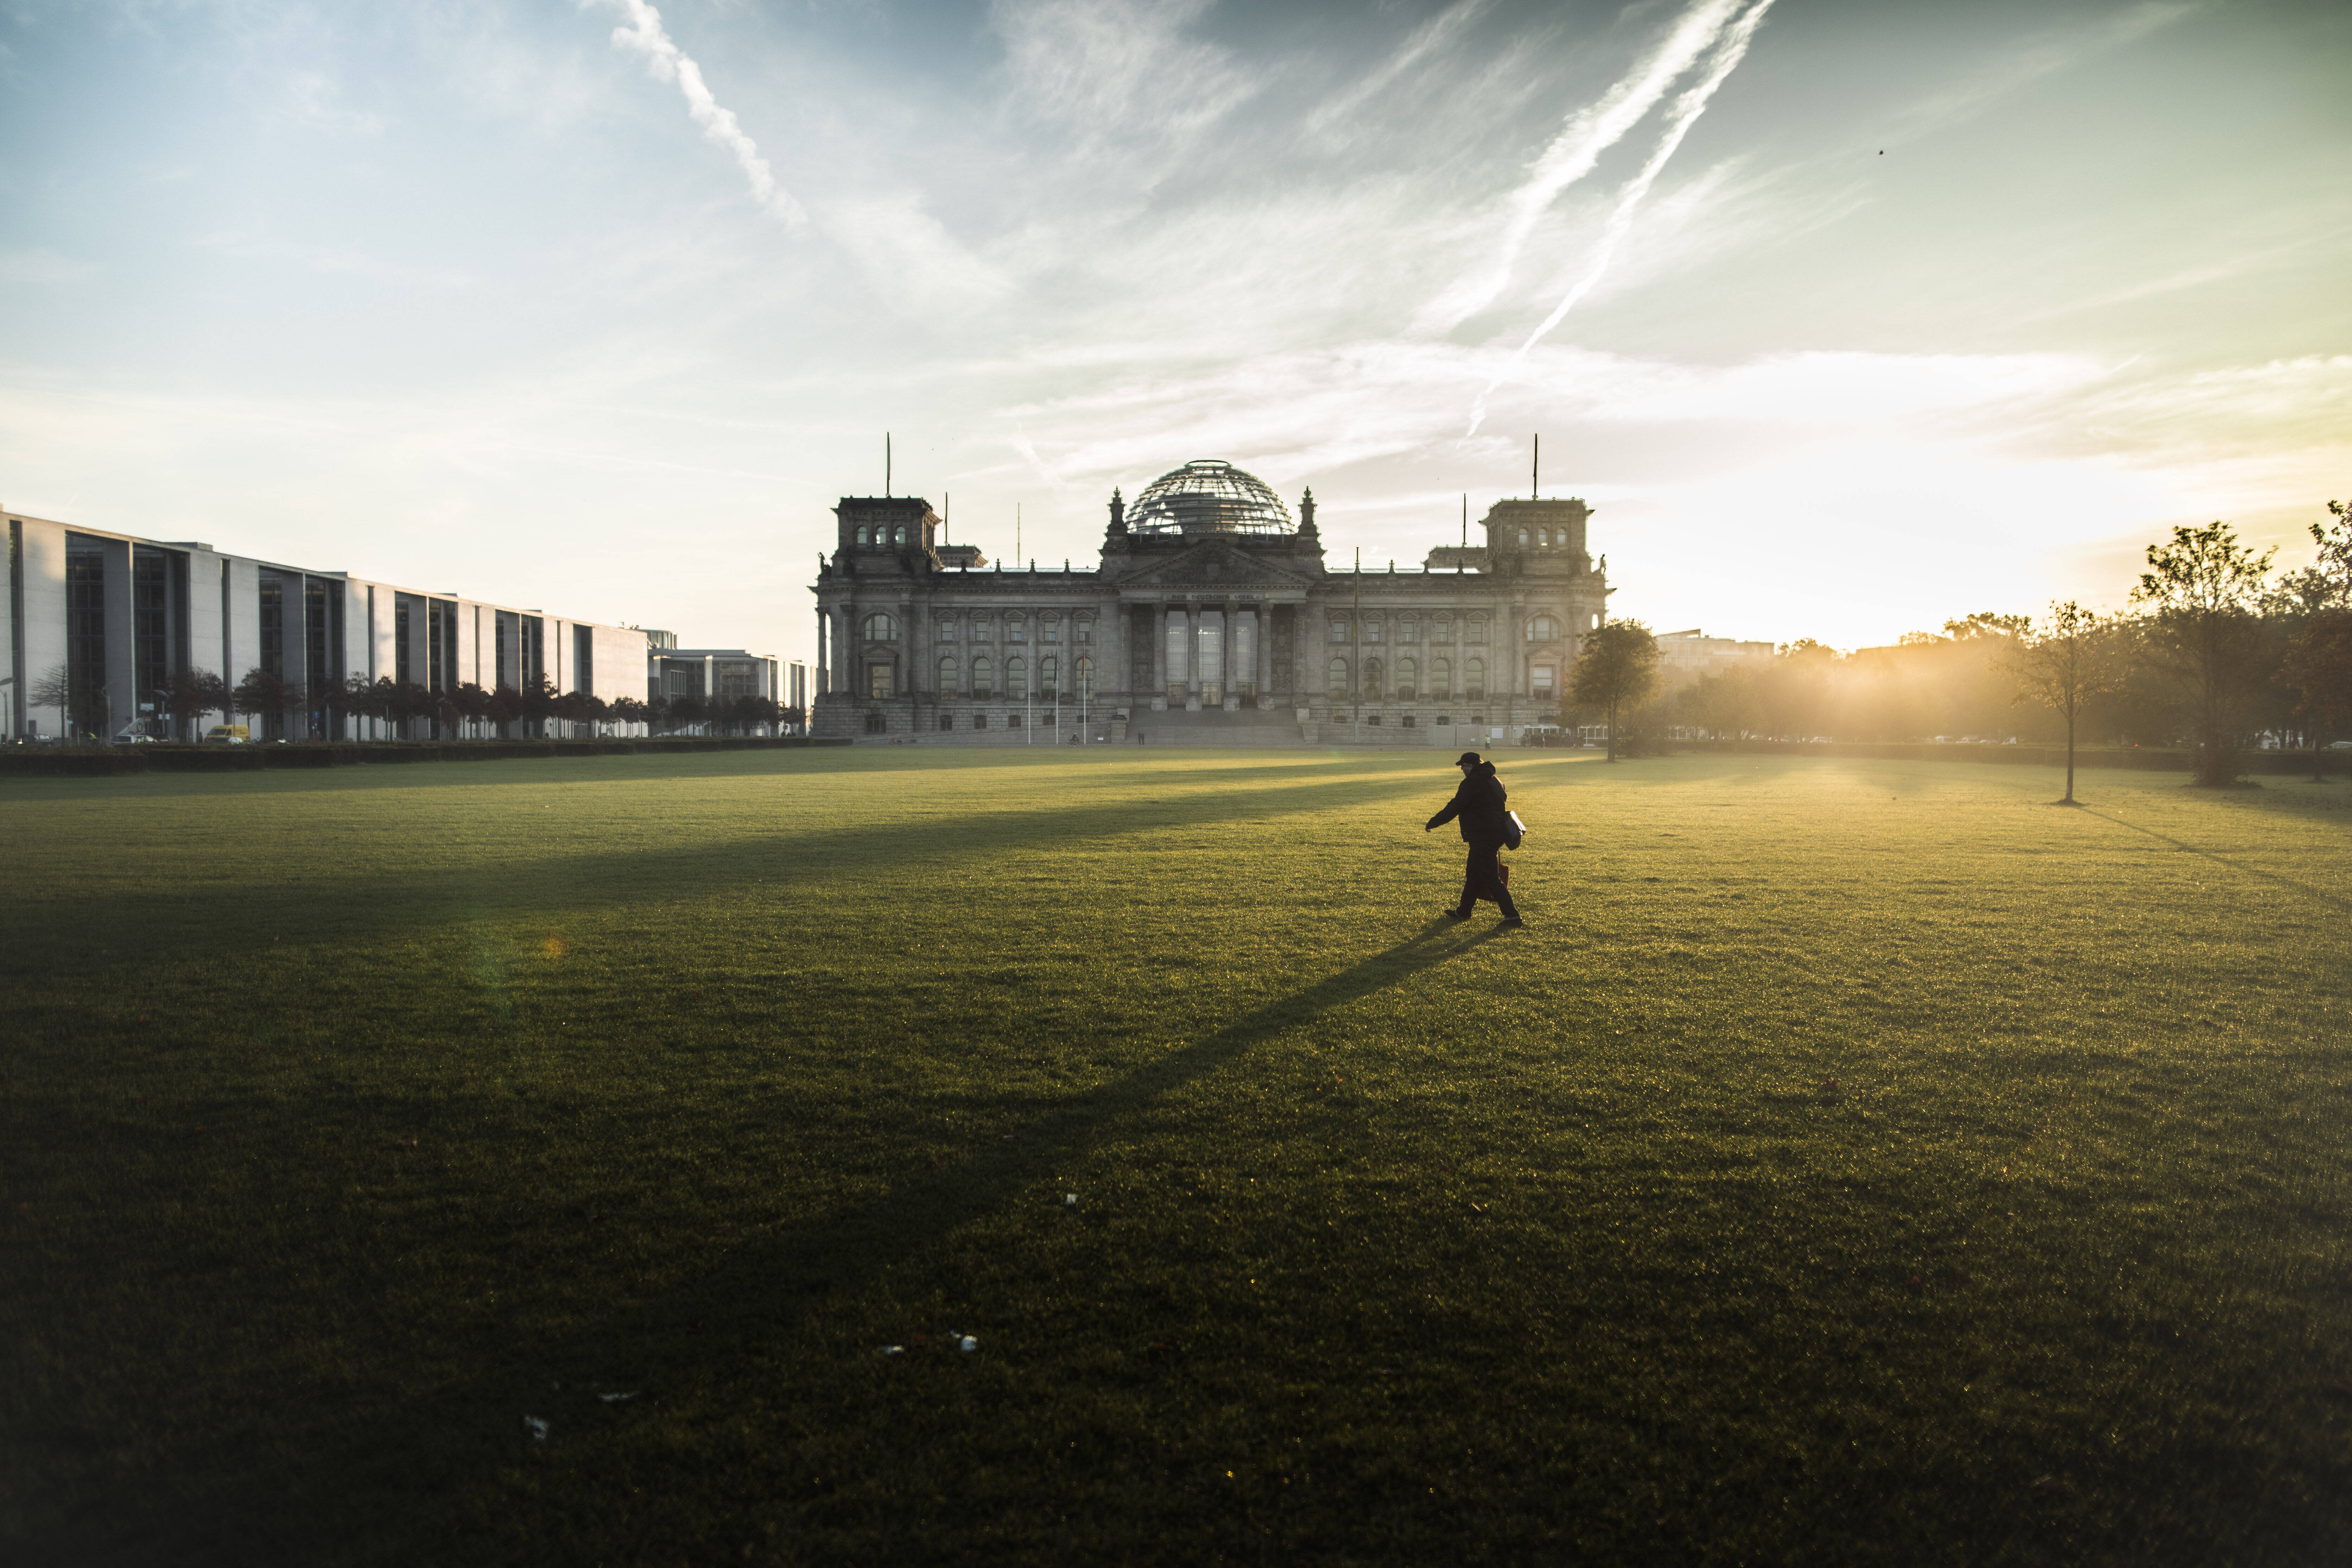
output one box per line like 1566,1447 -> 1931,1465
1414,0 -> 1753,336
1467,0 -> 1774,433
601,0 -> 807,228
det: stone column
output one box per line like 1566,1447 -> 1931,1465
1221,597 -> 1239,710
1183,600 -> 1200,710
1256,604 -> 1273,707
816,607 -> 829,695
1150,601 -> 1168,710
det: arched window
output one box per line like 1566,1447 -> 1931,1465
1007,656 -> 1027,695
1397,657 -> 1417,700
1466,657 -> 1486,697
973,656 -> 994,699
1398,616 -> 1417,642
1365,657 -> 1384,696
1431,658 -> 1451,699
1517,528 -> 1529,545
1467,615 -> 1489,645
938,655 -> 958,695
1526,614 -> 1558,642
1041,656 -> 1058,696
862,612 -> 896,642
1076,657 -> 1093,698
1328,657 -> 1349,700
1538,529 -> 1550,546
1329,617 -> 1350,643
894,525 -> 908,544
854,525 -> 868,545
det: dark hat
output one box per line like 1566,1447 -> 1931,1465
1456,751 -> 1482,766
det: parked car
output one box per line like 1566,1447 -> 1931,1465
204,725 -> 250,744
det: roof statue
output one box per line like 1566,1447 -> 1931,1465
1125,459 -> 1294,536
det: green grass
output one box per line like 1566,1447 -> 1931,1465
4,749 -> 2349,1565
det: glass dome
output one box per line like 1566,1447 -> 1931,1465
1127,459 -> 1293,535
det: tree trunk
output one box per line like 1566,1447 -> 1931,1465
2064,708 -> 2076,803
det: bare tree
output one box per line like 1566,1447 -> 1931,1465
26,664 -> 72,740
1568,620 -> 1660,763
2007,602 -> 2127,805
2132,522 -> 2275,786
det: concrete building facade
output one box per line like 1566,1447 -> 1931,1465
808,459 -> 1612,746
4,509 -> 648,741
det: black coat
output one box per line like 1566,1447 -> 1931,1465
1427,762 -> 1509,847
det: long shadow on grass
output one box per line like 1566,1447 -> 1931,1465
2080,806 -> 2352,914
0,766 -> 1476,986
499,918 -> 1510,1406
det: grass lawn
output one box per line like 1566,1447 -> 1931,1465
3,748 -> 2349,1565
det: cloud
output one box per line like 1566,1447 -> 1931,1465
990,0 -> 1257,163
1413,0 -> 1754,336
1464,0 -> 1774,435
601,0 -> 808,228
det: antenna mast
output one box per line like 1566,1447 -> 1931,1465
1532,434 -> 1539,500
885,433 -> 892,497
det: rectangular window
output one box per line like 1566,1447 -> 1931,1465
395,598 -> 413,686
1077,621 -> 1091,645
1043,621 -> 1060,644
868,662 -> 894,699
133,548 -> 170,725
259,578 -> 284,678
1009,622 -> 1026,644
574,625 -> 594,695
1532,663 -> 1556,698
1329,617 -> 1349,643
66,540 -> 107,736
1041,656 -> 1058,696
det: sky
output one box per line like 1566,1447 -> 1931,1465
2,0 -> 2347,660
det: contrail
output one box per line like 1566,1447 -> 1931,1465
1416,0 -> 1750,336
1467,0 -> 1773,435
603,0 -> 807,228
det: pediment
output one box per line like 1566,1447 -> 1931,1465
1115,540 -> 1319,592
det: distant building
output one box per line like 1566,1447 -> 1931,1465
1654,628 -> 1776,685
3,508 -> 646,741
807,458 -> 1613,745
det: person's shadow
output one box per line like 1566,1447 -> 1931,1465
570,917 -> 1506,1363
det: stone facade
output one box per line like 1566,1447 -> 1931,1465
808,462 -> 1611,745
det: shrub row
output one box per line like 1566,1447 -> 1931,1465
0,736 -> 850,778
1676,739 -> 2347,775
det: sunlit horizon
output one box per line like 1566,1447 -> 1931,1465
2,0 -> 2345,656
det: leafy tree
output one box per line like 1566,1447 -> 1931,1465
1945,612 -> 2033,641
454,683 -> 494,739
2277,499 -> 2352,775
1568,619 -> 1659,763
2007,602 -> 2127,805
2131,521 -> 2276,786
26,664 -> 72,740
232,669 -> 301,738
161,668 -> 231,741
607,695 -> 649,734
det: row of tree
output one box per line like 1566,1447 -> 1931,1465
1568,502 -> 2352,792
24,666 -> 803,743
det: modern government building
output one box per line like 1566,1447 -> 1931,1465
1,507 -> 798,742
810,458 -> 1612,746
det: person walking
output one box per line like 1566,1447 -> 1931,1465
1425,751 -> 1524,927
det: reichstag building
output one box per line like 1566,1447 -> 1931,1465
808,458 -> 1610,745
